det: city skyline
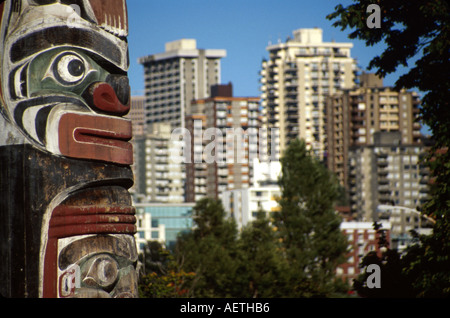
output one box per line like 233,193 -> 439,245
127,0 -> 409,99
125,2 -> 437,289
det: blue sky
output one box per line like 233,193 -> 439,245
127,0 -> 411,98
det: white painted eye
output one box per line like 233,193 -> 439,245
53,53 -> 86,85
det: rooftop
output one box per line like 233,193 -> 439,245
139,38 -> 226,64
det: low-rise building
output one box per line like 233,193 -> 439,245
337,221 -> 391,285
134,202 -> 195,253
221,159 -> 281,229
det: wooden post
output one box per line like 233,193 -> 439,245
0,0 -> 138,298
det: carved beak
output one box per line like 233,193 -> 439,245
83,75 -> 130,116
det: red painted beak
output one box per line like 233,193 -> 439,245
58,112 -> 133,165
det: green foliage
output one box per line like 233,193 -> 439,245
401,216 -> 450,297
274,139 -> 349,297
174,198 -> 241,298
237,211 -> 292,298
138,241 -> 196,298
328,0 -> 450,297
139,270 -> 196,298
139,241 -> 171,276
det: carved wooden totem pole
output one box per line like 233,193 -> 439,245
0,0 -> 138,298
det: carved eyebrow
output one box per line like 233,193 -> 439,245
10,26 -> 127,70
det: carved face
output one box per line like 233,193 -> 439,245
57,235 -> 138,298
0,0 -> 132,165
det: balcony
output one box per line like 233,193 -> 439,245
285,81 -> 298,87
285,113 -> 299,120
377,158 -> 388,167
378,193 -> 393,202
284,97 -> 298,104
378,184 -> 391,193
285,106 -> 298,113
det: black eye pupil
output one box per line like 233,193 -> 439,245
68,59 -> 84,77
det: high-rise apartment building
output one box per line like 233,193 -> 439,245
185,113 -> 207,202
348,131 -> 430,221
133,123 -> 185,203
260,28 -> 357,160
326,73 -> 422,188
139,39 -> 226,129
185,84 -> 261,201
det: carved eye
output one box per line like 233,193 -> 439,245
44,51 -> 96,86
82,255 -> 119,291
53,53 -> 87,85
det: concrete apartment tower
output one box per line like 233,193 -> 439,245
139,39 -> 226,130
132,123 -> 185,203
260,28 -> 357,160
326,73 -> 422,189
348,131 -> 430,222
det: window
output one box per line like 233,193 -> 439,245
358,246 -> 365,256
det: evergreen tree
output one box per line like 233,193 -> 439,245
273,139 -> 348,297
139,241 -> 171,276
174,198 -> 241,297
237,211 -> 291,298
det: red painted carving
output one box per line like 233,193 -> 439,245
44,203 -> 137,298
58,112 -> 133,165
49,205 -> 136,238
91,82 -> 131,114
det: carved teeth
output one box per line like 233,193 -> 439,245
101,13 -> 127,37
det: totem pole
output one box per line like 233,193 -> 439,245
0,0 -> 138,298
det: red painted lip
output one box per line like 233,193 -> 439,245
58,112 -> 133,165
48,205 -> 137,239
